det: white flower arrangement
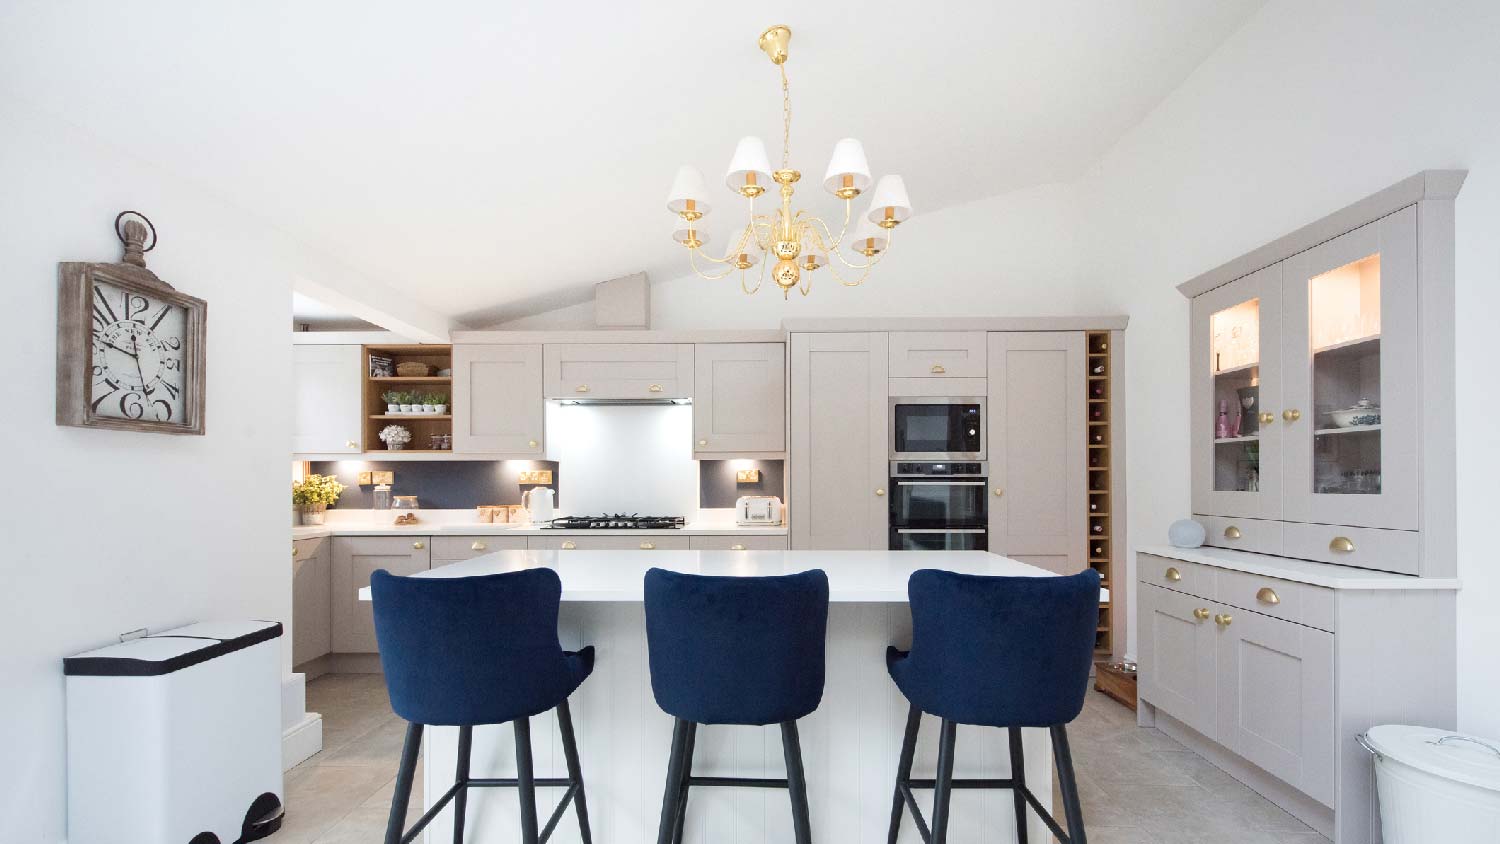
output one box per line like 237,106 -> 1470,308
379,424 -> 413,450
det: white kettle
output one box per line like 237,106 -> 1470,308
521,487 -> 555,524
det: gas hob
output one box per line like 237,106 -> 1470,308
545,515 -> 686,530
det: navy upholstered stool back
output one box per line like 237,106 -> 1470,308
644,567 -> 829,725
371,567 -> 594,727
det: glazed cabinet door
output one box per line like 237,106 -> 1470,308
331,536 -> 431,653
1215,608 -> 1335,806
987,332 -> 1086,573
790,332 -> 889,549
1281,206 -> 1419,531
451,344 -> 545,455
292,345 -> 363,453
1138,584 -> 1217,739
1190,264 -> 1283,521
693,343 -> 786,454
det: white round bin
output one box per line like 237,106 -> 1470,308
1361,725 -> 1500,844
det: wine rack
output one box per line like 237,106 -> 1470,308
1086,331 -> 1115,656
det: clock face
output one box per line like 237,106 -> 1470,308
89,280 -> 189,422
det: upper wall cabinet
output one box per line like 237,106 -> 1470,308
452,344 -> 545,456
693,343 -> 785,455
889,331 -> 988,378
544,344 -> 693,400
293,345 -> 363,453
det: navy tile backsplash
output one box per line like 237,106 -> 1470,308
698,460 -> 785,509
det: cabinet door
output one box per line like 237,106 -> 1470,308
1216,608 -> 1335,806
1281,206 -> 1418,530
292,538 -> 332,666
544,344 -> 693,400
987,332 -> 1085,573
889,331 -> 987,378
688,535 -> 791,551
430,534 -> 528,564
526,535 -> 692,551
693,343 -> 786,454
790,333 -> 889,550
292,345 -> 362,453
452,345 -> 545,455
331,536 -> 431,654
1190,264 -> 1283,520
1138,584 -> 1217,739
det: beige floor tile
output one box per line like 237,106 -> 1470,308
271,764 -> 397,843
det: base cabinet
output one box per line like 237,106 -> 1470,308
1138,584 -> 1217,738
526,535 -> 691,551
292,537 -> 332,667
331,536 -> 431,654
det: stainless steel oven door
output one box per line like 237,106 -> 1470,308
889,528 -> 988,551
889,397 -> 985,460
889,479 -> 988,528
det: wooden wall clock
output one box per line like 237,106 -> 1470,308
56,212 -> 207,435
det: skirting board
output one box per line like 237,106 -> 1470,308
283,712 -> 322,771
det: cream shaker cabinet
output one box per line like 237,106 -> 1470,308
1137,583 -> 1217,739
291,537 -> 332,668
331,536 -> 431,654
888,331 -> 987,378
429,534 -> 528,564
526,535 -> 692,551
451,344 -> 545,456
789,332 -> 889,550
292,345 -> 363,453
544,343 -> 693,400
986,331 -> 1086,573
692,343 -> 785,455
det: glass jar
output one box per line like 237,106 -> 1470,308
372,484 -> 392,510
392,495 -> 420,511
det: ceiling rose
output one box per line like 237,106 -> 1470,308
666,25 -> 913,298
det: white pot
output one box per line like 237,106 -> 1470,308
399,404 -> 413,413
386,403 -> 399,414
435,404 -> 448,414
422,404 -> 435,414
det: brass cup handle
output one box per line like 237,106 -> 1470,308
1224,526 -> 1242,540
1329,536 -> 1356,553
1215,613 -> 1233,628
528,439 -> 539,449
875,488 -> 886,497
640,541 -> 656,550
698,439 -> 708,447
1283,409 -> 1302,422
1257,586 -> 1281,605
730,544 -> 747,551
1258,412 -> 1275,425
561,540 -> 577,550
1164,566 -> 1182,582
1193,608 -> 1211,621
931,364 -> 947,374
412,541 -> 425,550
471,541 -> 487,551
575,385 -> 590,393
649,384 -> 663,393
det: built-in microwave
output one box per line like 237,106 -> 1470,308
889,397 -> 985,460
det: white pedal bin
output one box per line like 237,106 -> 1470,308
1362,724 -> 1500,844
65,620 -> 285,844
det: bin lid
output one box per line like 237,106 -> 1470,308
64,620 -> 282,677
1365,725 -> 1500,791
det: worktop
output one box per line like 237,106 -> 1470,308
292,522 -> 787,541
1138,544 -> 1461,590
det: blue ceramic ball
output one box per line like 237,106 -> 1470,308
1168,519 -> 1206,548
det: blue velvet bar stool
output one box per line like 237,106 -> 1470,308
886,568 -> 1101,844
370,568 -> 595,844
643,567 -> 830,844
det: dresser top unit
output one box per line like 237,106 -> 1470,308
1139,545 -> 1459,591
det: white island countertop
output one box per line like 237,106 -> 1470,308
293,521 -> 789,541
358,549 -> 1058,603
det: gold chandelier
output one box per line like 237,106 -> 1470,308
666,25 -> 913,298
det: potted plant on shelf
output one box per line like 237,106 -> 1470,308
432,392 -> 448,415
382,391 -> 401,414
420,393 -> 436,415
292,473 -> 345,525
398,392 -> 414,414
379,424 -> 412,450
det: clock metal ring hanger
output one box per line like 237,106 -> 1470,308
114,211 -> 157,253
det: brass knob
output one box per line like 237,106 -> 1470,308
292,544 -> 298,558
994,488 -> 1004,497
931,364 -> 946,374
471,541 -> 487,551
730,544 -> 747,551
698,439 -> 708,446
561,540 -> 577,550
575,385 -> 590,393
1165,566 -> 1182,582
1193,608 -> 1211,621
875,488 -> 886,497
640,541 -> 656,550
1329,536 -> 1355,553
1215,613 -> 1233,628
1283,409 -> 1302,422
345,439 -> 358,449
528,439 -> 539,449
1259,412 -> 1275,425
412,541 -> 425,550
1256,587 -> 1280,605
649,384 -> 663,393
1224,526 -> 1242,540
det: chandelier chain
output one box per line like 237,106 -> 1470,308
780,64 -> 791,170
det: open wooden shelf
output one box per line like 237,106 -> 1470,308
370,414 -> 452,420
1086,330 -> 1116,656
370,376 -> 452,383
364,344 -> 453,453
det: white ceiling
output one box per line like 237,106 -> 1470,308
1,1 -> 1263,324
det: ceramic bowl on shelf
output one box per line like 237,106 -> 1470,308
1329,399 -> 1381,428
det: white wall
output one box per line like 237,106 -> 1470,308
0,91 -> 383,841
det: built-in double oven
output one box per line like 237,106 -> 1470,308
888,396 -> 988,550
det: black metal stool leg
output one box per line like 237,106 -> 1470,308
385,723 -> 423,844
514,717 -> 540,844
781,720 -> 813,844
928,719 -> 958,844
1007,727 -> 1029,844
453,725 -> 472,844
1050,725 -> 1087,844
557,701 -> 593,844
888,704 -> 922,844
657,718 -> 692,844
671,721 -> 697,844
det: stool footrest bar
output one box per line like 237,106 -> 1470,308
685,775 -> 790,789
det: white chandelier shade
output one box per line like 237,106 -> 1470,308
848,213 -> 889,256
666,165 -> 711,217
822,138 -> 872,197
865,175 -> 912,225
725,137 -> 774,195
671,217 -> 710,246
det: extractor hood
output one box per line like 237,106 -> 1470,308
550,398 -> 691,407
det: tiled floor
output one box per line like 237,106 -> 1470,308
272,674 -> 1330,843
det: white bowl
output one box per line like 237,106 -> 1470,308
1329,407 -> 1381,428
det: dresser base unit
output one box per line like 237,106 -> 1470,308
1136,547 -> 1458,844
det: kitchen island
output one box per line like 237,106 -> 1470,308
358,550 -> 1063,844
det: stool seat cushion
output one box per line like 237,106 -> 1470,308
887,569 -> 1100,728
371,568 -> 592,726
644,568 -> 829,725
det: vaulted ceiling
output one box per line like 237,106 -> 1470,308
1,1 -> 1264,324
